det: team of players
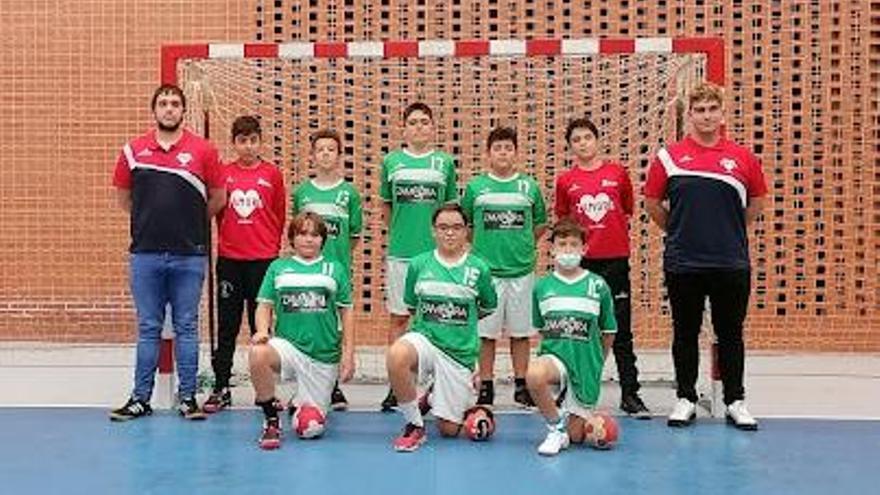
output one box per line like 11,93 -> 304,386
110,82 -> 766,455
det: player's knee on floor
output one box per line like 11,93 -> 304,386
463,406 -> 496,441
567,418 -> 586,444
437,419 -> 462,438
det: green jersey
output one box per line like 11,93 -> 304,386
533,270 -> 617,406
380,149 -> 458,259
404,250 -> 497,369
257,255 -> 352,364
291,179 -> 363,270
461,172 -> 547,278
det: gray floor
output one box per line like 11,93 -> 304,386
2,344 -> 878,419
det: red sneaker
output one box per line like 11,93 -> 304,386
393,423 -> 426,452
258,418 -> 282,450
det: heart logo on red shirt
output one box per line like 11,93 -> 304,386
577,193 -> 614,223
230,189 -> 262,218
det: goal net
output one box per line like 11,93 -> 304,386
167,38 -> 721,383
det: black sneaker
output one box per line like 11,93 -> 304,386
380,388 -> 398,412
476,381 -> 494,406
203,388 -> 231,414
178,396 -> 207,421
109,397 -> 152,422
620,393 -> 652,420
514,386 -> 536,408
331,385 -> 348,411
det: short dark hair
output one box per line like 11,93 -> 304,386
403,102 -> 433,122
565,117 -> 599,144
310,129 -> 342,151
231,116 -> 261,140
288,212 -> 328,249
431,203 -> 467,226
486,126 -> 517,150
550,218 -> 586,243
151,84 -> 186,111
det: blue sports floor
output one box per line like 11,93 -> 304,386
1,409 -> 876,495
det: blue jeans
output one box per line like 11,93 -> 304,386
129,253 -> 206,402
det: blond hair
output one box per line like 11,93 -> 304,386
688,82 -> 724,109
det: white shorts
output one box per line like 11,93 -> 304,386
268,337 -> 338,414
542,354 -> 595,421
478,273 -> 536,339
385,259 -> 410,316
400,332 -> 474,424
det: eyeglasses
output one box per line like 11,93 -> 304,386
434,223 -> 466,233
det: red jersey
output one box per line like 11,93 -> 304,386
554,160 -> 634,259
643,135 -> 767,272
216,160 -> 287,260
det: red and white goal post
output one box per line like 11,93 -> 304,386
158,37 -> 725,411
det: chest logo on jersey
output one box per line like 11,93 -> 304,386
395,184 -> 439,203
720,158 -> 738,173
280,290 -> 328,313
601,179 -> 618,188
324,218 -> 341,237
176,152 -> 192,167
543,316 -> 590,341
483,209 -> 526,230
577,193 -> 614,223
421,300 -> 469,326
230,189 -> 263,218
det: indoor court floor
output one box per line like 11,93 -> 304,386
1,407 -> 876,494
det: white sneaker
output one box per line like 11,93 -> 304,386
726,400 -> 758,430
667,398 -> 697,427
537,425 -> 570,456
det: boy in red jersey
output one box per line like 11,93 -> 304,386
554,117 -> 649,419
204,116 -> 287,413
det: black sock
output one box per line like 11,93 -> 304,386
481,380 -> 494,392
514,378 -> 527,389
256,398 -> 278,421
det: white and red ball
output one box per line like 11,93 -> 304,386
584,412 -> 619,449
293,404 -> 326,439
463,406 -> 496,441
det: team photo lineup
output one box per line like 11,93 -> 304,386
109,80 -> 766,454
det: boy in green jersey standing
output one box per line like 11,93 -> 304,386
380,103 -> 458,411
292,129 -> 363,410
461,127 -> 547,408
527,219 -> 617,456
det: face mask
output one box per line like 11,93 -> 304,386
554,252 -> 581,269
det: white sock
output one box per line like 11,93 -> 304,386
547,410 -> 568,431
399,400 -> 424,428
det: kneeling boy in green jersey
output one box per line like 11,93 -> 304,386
527,219 -> 617,456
